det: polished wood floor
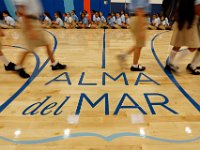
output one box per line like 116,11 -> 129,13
0,29 -> 199,150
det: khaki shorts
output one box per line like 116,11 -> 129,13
21,19 -> 48,51
130,16 -> 147,48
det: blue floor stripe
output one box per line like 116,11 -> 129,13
102,29 -> 106,69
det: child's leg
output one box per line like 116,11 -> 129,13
0,50 -> 9,66
169,46 -> 180,65
0,36 -> 16,71
46,44 -> 55,63
165,47 -> 181,72
190,49 -> 200,69
133,47 -> 142,65
45,44 -> 66,70
15,51 -> 31,78
174,48 -> 196,64
186,49 -> 200,75
130,46 -> 145,71
127,46 -> 135,55
16,51 -> 30,68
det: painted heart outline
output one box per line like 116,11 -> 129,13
0,31 -> 199,144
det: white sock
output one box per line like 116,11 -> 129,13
169,50 -> 178,65
15,65 -> 23,70
133,64 -> 138,68
52,61 -> 58,66
0,56 -> 9,66
191,50 -> 200,69
174,48 -> 191,64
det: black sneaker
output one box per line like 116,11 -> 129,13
51,63 -> 66,70
130,65 -> 146,71
186,64 -> 200,75
16,68 -> 30,79
164,64 -> 179,72
4,62 -> 16,71
197,66 -> 200,69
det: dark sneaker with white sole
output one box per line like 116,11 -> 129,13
4,62 -> 16,71
186,64 -> 200,75
16,68 -> 30,79
165,64 -> 179,72
51,63 -> 66,70
130,65 -> 146,71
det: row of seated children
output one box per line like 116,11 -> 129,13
148,13 -> 175,30
0,11 -> 20,28
42,10 -> 130,29
0,10 -> 175,30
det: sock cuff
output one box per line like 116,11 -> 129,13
171,50 -> 178,53
52,62 -> 58,66
15,65 -> 23,70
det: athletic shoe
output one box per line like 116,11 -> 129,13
51,63 -> 66,70
4,62 -> 16,71
130,65 -> 146,71
164,64 -> 179,72
16,68 -> 30,79
186,64 -> 200,75
197,66 -> 200,69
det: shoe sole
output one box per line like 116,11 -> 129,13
52,65 -> 67,71
186,67 -> 200,75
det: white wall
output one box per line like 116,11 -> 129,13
111,0 -> 163,4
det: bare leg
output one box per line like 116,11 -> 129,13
133,47 -> 142,65
45,44 -> 66,70
127,46 -> 135,55
17,51 -> 30,66
0,50 -> 3,56
0,50 -> 10,66
46,45 -> 55,63
14,51 -> 31,78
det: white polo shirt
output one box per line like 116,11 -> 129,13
44,16 -> 52,25
93,17 -> 100,23
126,18 -> 130,25
115,18 -> 122,26
5,16 -> 15,26
100,16 -> 106,23
121,14 -> 125,23
56,18 -> 64,27
64,17 -> 73,24
154,17 -> 161,27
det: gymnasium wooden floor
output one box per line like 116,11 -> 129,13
0,29 -> 199,149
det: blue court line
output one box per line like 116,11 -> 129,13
151,31 -> 200,112
0,132 -> 199,144
102,29 -> 106,69
0,30 -> 58,113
